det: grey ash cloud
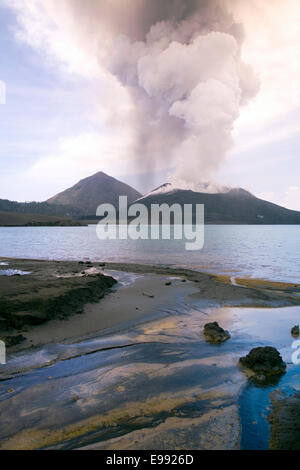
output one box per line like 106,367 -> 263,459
77,0 -> 260,189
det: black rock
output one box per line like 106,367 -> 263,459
203,322 -> 231,343
239,346 -> 286,376
3,334 -> 26,348
291,325 -> 299,338
0,318 -> 11,332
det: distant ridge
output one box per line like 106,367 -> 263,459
0,210 -> 83,227
135,184 -> 300,224
0,198 -> 82,218
48,171 -> 142,216
2,172 -> 300,225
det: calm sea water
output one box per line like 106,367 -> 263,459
0,225 -> 299,282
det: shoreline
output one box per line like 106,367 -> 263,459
1,258 -> 300,353
0,258 -> 299,450
13,273 -> 198,352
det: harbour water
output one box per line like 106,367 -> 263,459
0,224 -> 300,282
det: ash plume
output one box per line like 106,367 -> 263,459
93,0 -> 259,189
9,0 -> 260,190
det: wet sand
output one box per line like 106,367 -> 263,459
1,258 -> 300,353
0,259 -> 198,351
16,274 -> 197,350
1,301 -> 299,450
0,258 -> 300,450
0,305 -> 246,450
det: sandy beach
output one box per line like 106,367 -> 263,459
15,272 -> 198,350
0,258 -> 300,450
1,258 -> 300,352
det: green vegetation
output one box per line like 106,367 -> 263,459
0,199 -> 83,218
0,210 -> 84,227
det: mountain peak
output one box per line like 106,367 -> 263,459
138,182 -> 236,201
77,171 -> 113,183
48,172 -> 142,215
227,187 -> 254,198
134,183 -> 300,224
88,171 -> 109,178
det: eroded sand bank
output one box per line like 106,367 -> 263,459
1,258 -> 300,352
0,258 -> 299,450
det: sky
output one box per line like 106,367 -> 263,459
0,0 -> 299,210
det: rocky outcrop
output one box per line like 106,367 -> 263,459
203,322 -> 230,343
3,335 -> 26,348
291,325 -> 299,338
239,346 -> 286,377
269,391 -> 300,450
0,260 -> 117,339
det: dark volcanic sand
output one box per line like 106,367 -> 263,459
0,258 -> 300,450
1,258 -> 300,351
0,259 -> 116,344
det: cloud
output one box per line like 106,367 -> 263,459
282,186 -> 300,211
4,0 -> 259,190
27,132 -> 133,181
258,186 -> 300,211
0,80 -> 6,104
231,121 -> 300,155
228,0 -> 300,132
